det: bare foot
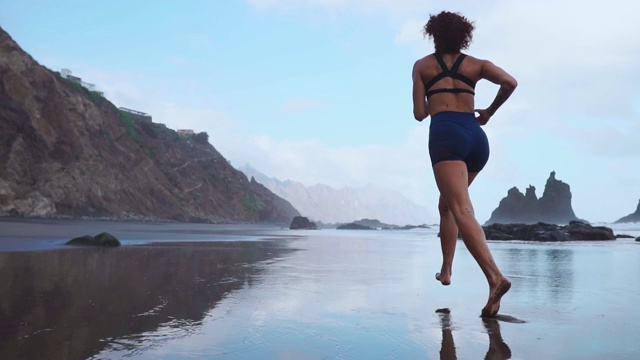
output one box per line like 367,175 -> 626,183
481,278 -> 511,317
435,272 -> 451,286
436,273 -> 451,286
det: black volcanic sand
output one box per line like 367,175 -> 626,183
0,240 -> 296,360
0,217 -> 300,360
2,218 -> 640,359
0,217 -> 299,252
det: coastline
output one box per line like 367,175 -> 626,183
0,217 -> 294,252
1,217 -> 638,253
1,219 -> 640,358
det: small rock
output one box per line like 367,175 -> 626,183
336,223 -> 374,230
616,234 -> 634,239
66,232 -> 121,247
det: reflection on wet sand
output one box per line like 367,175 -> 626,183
437,309 -> 515,360
437,308 -> 457,360
0,242 -> 294,360
504,248 -> 574,302
482,317 -> 512,360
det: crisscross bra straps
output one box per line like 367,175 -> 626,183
424,53 -> 476,99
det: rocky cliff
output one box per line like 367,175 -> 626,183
0,27 -> 299,223
615,199 -> 640,223
485,171 -> 579,225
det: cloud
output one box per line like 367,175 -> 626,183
552,118 -> 640,158
394,18 -> 425,45
80,69 -> 149,111
227,126 -> 437,209
281,97 -> 325,114
474,1 -> 640,118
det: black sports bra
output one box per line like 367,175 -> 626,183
424,53 -> 476,99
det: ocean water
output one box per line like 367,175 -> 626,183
0,219 -> 639,359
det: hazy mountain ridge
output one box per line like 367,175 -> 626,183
239,164 -> 435,225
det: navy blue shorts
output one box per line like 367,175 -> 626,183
428,111 -> 490,173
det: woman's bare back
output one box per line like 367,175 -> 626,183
412,53 -> 516,121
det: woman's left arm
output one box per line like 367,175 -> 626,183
412,62 -> 429,121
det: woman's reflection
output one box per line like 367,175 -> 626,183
437,308 -> 512,360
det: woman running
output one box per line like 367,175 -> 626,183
412,11 -> 518,317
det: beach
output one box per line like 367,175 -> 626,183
1,218 -> 639,359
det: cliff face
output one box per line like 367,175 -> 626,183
615,199 -> 640,223
485,171 -> 579,225
0,27 -> 299,223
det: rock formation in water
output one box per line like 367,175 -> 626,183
336,222 -> 375,230
483,221 -> 616,241
485,171 -> 580,225
0,27 -> 299,224
289,216 -> 318,230
614,199 -> 640,223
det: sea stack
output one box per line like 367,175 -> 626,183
485,171 -> 580,225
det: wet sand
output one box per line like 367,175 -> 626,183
1,218 -> 639,359
0,217 -> 297,252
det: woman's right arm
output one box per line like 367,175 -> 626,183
412,61 -> 429,122
476,60 -> 518,125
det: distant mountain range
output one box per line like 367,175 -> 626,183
238,164 -> 435,226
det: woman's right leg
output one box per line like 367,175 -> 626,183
433,160 -> 510,317
436,197 -> 457,285
436,172 -> 479,286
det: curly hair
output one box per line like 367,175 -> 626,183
423,11 -> 475,54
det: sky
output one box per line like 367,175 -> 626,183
2,0 -> 639,223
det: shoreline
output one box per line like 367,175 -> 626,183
0,217 -> 295,253
0,214 -> 288,226
1,217 -> 638,253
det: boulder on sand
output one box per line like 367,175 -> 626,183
66,232 -> 121,247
